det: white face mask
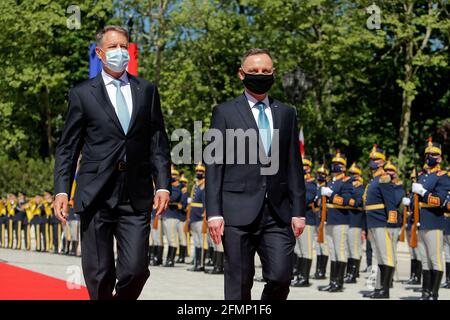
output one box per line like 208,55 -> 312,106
102,48 -> 129,73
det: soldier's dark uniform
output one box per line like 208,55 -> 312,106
363,145 -> 397,299
45,193 -> 62,254
344,163 -> 365,283
0,199 -> 6,248
318,151 -> 353,293
28,198 -> 42,251
411,140 -> 450,300
149,207 -> 164,266
6,197 -> 17,249
187,175 -> 206,272
312,165 -> 329,280
175,175 -> 189,264
292,155 -> 316,287
12,195 -> 26,250
162,168 -> 182,267
17,195 -> 32,251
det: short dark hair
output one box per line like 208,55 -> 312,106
241,48 -> 273,66
96,25 -> 129,46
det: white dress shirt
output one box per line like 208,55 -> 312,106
56,69 -> 168,199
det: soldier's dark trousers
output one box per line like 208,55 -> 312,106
80,202 -> 151,300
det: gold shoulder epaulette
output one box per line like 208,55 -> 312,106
395,180 -> 403,186
307,177 -> 315,182
437,170 -> 447,177
379,174 -> 391,183
352,181 -> 362,188
343,176 -> 351,182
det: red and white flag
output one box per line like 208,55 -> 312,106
299,127 -> 305,156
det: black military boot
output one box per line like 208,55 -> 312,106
291,257 -> 305,286
440,263 -> 450,288
150,245 -> 164,266
406,259 -> 421,285
164,246 -> 176,267
71,241 -> 78,256
329,261 -> 346,292
312,255 -> 322,279
176,245 -> 186,263
319,261 -> 337,291
293,258 -> 312,287
320,255 -> 329,279
148,245 -> 155,264
419,270 -> 432,299
363,264 -> 382,298
429,270 -> 444,300
354,259 -> 361,278
188,247 -> 205,272
205,247 -> 215,267
344,258 -> 353,281
344,258 -> 357,283
371,265 -> 394,299
292,255 -> 300,280
207,252 -> 224,274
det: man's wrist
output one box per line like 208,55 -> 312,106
208,216 -> 224,222
156,189 -> 170,194
56,193 -> 68,198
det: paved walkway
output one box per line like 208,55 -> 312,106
0,246 -> 448,300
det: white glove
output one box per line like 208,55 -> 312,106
187,197 -> 192,204
402,197 -> 411,206
412,183 -> 427,197
321,187 -> 333,197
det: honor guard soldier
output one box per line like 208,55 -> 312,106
312,164 -> 329,280
344,162 -> 365,283
149,205 -> 164,266
411,138 -> 450,300
40,193 -> 52,252
45,191 -> 61,254
442,187 -> 450,288
318,151 -> 353,293
363,145 -> 397,299
0,198 -> 6,248
162,167 -> 182,267
187,163 -> 206,272
402,167 -> 425,285
176,173 -> 189,264
384,160 -> 405,282
292,155 -> 316,287
18,192 -> 32,250
12,192 -> 27,250
29,195 -> 42,251
6,193 -> 18,249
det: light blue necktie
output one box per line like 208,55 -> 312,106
255,101 -> 271,155
112,79 -> 130,134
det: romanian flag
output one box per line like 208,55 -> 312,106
299,127 -> 305,156
89,43 -> 139,78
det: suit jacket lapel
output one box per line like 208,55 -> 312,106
90,73 -> 124,134
127,74 -> 141,134
233,93 -> 259,131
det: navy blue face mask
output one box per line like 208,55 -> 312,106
425,154 -> 438,167
316,174 -> 326,182
196,173 -> 204,180
369,160 -> 379,170
331,164 -> 343,173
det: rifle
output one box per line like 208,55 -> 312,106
409,169 -> 419,248
152,214 -> 159,230
399,203 -> 408,242
184,185 -> 196,233
318,195 -> 327,243
201,209 -> 207,234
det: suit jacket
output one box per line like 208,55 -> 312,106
54,72 -> 171,213
205,93 -> 306,226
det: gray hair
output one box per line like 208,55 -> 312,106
96,25 -> 129,46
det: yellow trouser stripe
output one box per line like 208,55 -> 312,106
36,224 -> 40,251
354,229 -> 360,258
45,223 -> 49,251
190,203 -> 203,208
340,225 -> 346,261
17,221 -> 22,249
437,231 -> 442,271
49,226 -> 53,251
385,229 -> 394,267
8,220 -> 13,248
66,223 -> 71,241
57,224 -> 61,251
1,224 -> 4,247
307,225 -> 312,259
186,232 -> 190,256
26,225 -> 31,250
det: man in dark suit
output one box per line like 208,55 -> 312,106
205,48 -> 306,300
53,25 -> 171,300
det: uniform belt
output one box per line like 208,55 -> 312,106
419,202 -> 436,208
190,203 -> 203,208
326,204 -> 350,210
364,204 -> 385,211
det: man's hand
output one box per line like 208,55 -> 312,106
53,194 -> 69,224
154,191 -> 170,216
208,218 -> 224,245
362,230 -> 367,241
292,217 -> 305,238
